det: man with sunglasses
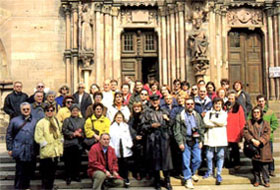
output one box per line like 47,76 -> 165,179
6,102 -> 38,190
4,81 -> 28,120
174,97 -> 205,189
27,82 -> 46,104
57,95 -> 76,122
73,83 -> 92,118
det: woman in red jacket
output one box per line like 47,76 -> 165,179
225,90 -> 246,171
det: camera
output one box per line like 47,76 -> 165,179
192,127 -> 200,138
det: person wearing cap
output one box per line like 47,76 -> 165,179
34,104 -> 63,190
55,84 -> 70,107
141,94 -> 173,190
44,91 -> 60,114
62,104 -> 85,185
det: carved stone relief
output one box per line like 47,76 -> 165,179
188,2 -> 209,79
80,4 -> 94,51
121,9 -> 158,25
227,8 -> 263,26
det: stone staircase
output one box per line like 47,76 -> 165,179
0,113 -> 279,190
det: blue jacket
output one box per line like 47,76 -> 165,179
31,103 -> 45,121
6,115 -> 37,161
194,96 -> 212,115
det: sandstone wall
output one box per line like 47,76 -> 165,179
0,0 -> 66,95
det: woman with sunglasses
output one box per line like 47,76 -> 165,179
35,104 -> 63,190
56,95 -> 75,123
244,106 -> 272,187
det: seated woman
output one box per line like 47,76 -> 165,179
203,97 -> 228,185
62,104 -> 85,185
110,111 -> 133,187
244,106 -> 272,187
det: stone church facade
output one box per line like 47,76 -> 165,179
0,0 -> 279,101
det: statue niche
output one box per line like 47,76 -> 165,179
188,2 -> 209,80
80,4 -> 93,51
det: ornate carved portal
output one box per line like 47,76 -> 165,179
188,2 -> 209,82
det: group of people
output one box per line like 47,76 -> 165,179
4,77 -> 278,190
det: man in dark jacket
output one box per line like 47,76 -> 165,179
141,94 -> 173,190
31,91 -> 45,121
4,81 -> 28,120
128,80 -> 143,110
88,133 -> 123,190
6,102 -> 38,190
73,83 -> 92,118
27,82 -> 46,103
174,97 -> 205,189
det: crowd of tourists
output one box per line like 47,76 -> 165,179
4,77 -> 279,190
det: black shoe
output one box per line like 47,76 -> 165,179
155,183 -> 161,190
66,178 -> 71,185
165,182 -> 172,190
269,171 -> 276,177
124,178 -> 130,187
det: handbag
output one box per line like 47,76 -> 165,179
243,121 -> 263,158
83,119 -> 99,148
243,141 -> 259,158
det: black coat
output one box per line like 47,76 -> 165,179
62,116 -> 85,149
141,106 -> 173,171
73,92 -> 92,118
4,91 -> 28,119
27,92 -> 46,104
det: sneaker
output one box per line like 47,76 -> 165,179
216,175 -> 222,185
191,175 -> 199,182
185,179 -> 194,189
124,178 -> 130,187
203,172 -> 211,179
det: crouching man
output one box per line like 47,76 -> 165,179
88,133 -> 123,190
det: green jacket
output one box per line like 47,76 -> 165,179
35,117 -> 63,159
248,105 -> 279,141
174,110 -> 205,146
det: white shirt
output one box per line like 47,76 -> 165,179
106,105 -> 131,122
203,108 -> 228,147
102,91 -> 114,108
109,122 -> 133,158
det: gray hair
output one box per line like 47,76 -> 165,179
227,89 -> 237,96
100,133 -> 111,139
46,91 -> 56,97
20,102 -> 31,109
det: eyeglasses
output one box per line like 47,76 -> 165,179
46,109 -> 54,112
15,85 -> 22,88
192,88 -> 197,91
186,103 -> 194,106
23,108 -> 30,111
253,111 -> 260,113
141,93 -> 148,96
66,101 -> 73,104
62,88 -> 69,90
78,87 -> 85,89
37,85 -> 44,88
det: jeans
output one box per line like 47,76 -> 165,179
182,142 -> 202,180
268,141 -> 274,172
206,147 -> 225,176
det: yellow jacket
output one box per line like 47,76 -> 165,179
35,117 -> 63,159
84,115 -> 111,138
56,107 -> 82,123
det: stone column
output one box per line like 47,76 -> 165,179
175,8 -> 180,79
209,8 -> 216,82
166,12 -> 171,85
95,3 -> 104,85
178,4 -> 185,81
215,13 -> 222,85
170,8 -> 176,82
273,8 -> 279,99
104,6 -> 112,79
72,3 -> 79,91
112,7 -> 121,82
267,8 -> 276,100
160,7 -> 168,84
63,5 -> 71,86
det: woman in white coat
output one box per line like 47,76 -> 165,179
203,97 -> 228,185
109,111 -> 133,187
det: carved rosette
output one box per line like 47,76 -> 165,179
227,8 -> 263,26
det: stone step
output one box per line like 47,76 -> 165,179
0,174 -> 280,189
2,165 -> 279,181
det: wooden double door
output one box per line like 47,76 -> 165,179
228,29 -> 263,99
121,29 -> 159,84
